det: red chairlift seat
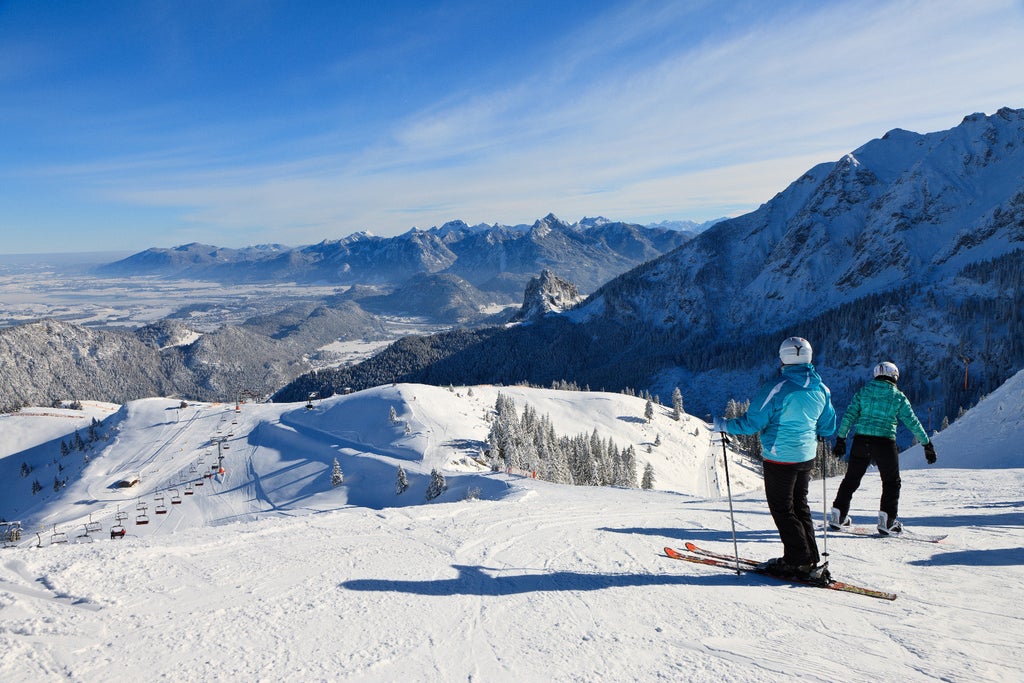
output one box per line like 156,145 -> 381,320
155,504 -> 168,515
110,526 -> 126,539
136,514 -> 149,525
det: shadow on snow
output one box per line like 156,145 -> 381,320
341,564 -> 751,596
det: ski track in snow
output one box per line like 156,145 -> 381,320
1,381 -> 1022,681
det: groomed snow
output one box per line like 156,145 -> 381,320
1,377 -> 1022,682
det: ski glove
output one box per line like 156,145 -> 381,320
924,442 -> 937,464
832,437 -> 846,458
712,416 -> 728,433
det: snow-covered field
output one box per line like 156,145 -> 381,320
1,377 -> 1022,682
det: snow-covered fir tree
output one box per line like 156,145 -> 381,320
425,468 -> 447,500
671,387 -> 684,421
395,465 -> 409,495
641,462 -> 655,490
331,458 -> 344,487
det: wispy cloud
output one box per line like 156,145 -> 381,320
16,0 -> 1024,250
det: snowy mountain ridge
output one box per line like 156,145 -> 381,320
97,214 -> 695,296
583,107 -> 1024,332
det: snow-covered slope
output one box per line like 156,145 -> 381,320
1,382 -> 1022,682
903,366 -> 1024,470
1,385 -> 744,533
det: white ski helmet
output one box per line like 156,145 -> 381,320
779,337 -> 813,365
873,361 -> 899,381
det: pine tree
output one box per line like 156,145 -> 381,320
32,479 -> 42,495
20,462 -> 31,478
389,405 -> 398,423
395,465 -> 409,494
60,440 -> 69,457
671,387 -> 684,421
644,399 -> 654,422
641,462 -> 655,490
425,468 -> 447,500
331,458 -> 344,487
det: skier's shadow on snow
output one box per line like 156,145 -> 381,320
341,564 -> 741,596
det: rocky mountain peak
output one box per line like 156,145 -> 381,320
510,269 -> 583,323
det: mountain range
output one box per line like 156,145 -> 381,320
96,215 -> 696,297
276,107 -> 1024,432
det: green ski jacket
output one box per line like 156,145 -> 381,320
837,378 -> 930,445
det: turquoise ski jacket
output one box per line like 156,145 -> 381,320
837,378 -> 930,445
723,363 -> 836,464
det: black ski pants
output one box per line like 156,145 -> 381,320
762,459 -> 819,566
831,435 -> 901,521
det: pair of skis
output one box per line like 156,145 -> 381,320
664,542 -> 898,601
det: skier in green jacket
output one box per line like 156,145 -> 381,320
828,361 -> 937,534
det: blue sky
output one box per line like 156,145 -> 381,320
2,0 -> 1023,254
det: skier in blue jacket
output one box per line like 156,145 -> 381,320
714,337 -> 836,580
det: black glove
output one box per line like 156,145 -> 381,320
832,437 -> 846,458
924,442 -> 936,464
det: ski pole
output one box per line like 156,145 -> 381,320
718,431 -> 741,575
819,438 -> 829,563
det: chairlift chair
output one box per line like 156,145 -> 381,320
184,482 -> 194,495
115,510 -> 128,522
170,489 -> 182,504
110,525 -> 126,539
51,525 -> 69,544
86,514 -> 103,534
136,512 -> 150,525
155,502 -> 168,515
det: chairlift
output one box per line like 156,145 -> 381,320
184,482 -> 194,495
51,525 -> 69,544
110,525 -> 126,539
85,514 -> 102,534
155,502 -> 168,515
115,510 -> 128,522
170,489 -> 182,504
136,512 -> 150,525
189,463 -> 198,472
